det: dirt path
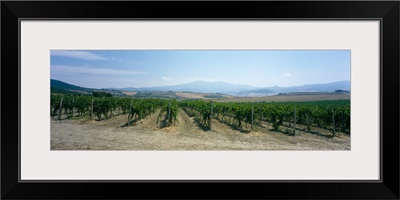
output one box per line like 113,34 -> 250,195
51,108 -> 350,150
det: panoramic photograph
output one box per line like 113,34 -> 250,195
50,50 -> 350,150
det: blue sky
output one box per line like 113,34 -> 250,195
51,50 -> 350,89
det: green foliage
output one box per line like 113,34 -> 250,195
179,99 -> 350,134
128,98 -> 164,123
50,86 -> 80,95
50,94 -> 164,122
51,94 -> 350,135
157,99 -> 179,127
203,94 -> 225,98
179,100 -> 212,129
92,91 -> 112,98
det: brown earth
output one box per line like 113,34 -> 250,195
175,92 -> 208,99
121,91 -> 138,96
51,108 -> 350,150
175,92 -> 234,99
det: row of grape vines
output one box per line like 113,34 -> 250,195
52,94 -> 350,136
157,99 -> 179,127
51,95 -> 168,125
178,99 -> 350,136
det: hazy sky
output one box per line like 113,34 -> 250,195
51,50 -> 350,89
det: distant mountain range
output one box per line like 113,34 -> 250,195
113,80 -> 350,96
117,80 -> 259,94
51,79 -> 350,97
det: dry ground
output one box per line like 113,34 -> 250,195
51,108 -> 350,150
175,92 -> 209,99
121,91 -> 138,96
175,92 -> 234,99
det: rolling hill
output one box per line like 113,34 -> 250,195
51,79 -> 350,97
51,79 -> 124,96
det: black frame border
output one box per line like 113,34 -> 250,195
2,1 -> 399,199
17,18 -> 380,184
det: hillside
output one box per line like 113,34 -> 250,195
50,79 -> 125,96
51,79 -> 351,98
51,79 -> 93,91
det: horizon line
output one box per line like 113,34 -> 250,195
51,79 -> 351,90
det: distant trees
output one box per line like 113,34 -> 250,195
92,91 -> 112,97
334,90 -> 350,93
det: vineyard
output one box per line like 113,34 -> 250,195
179,99 -> 349,136
51,94 -> 172,127
51,94 -> 350,138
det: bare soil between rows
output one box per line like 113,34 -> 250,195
51,108 -> 350,150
